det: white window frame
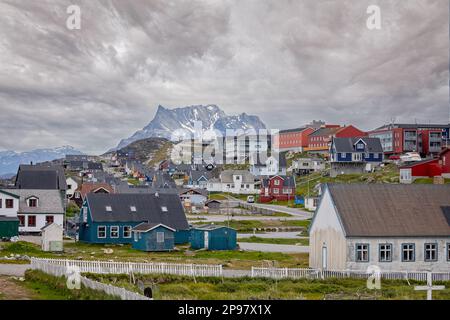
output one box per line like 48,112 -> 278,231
274,179 -> 280,186
97,226 -> 106,239
156,232 -> 164,243
110,226 -> 119,238
123,226 -> 132,238
356,243 -> 369,262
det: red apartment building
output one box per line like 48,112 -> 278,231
273,127 -> 315,152
305,125 -> 367,154
369,124 -> 447,158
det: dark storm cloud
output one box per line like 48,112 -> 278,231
0,0 -> 447,153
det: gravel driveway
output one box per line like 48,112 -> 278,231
0,264 -> 31,277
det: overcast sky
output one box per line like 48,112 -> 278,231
0,0 -> 448,154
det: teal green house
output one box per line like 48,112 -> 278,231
0,217 -> 19,239
132,223 -> 175,251
190,225 -> 237,250
78,193 -> 189,245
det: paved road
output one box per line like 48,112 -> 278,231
225,195 -> 313,220
0,264 -> 31,276
238,232 -> 306,239
238,242 -> 309,253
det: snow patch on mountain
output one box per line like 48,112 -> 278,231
114,105 -> 266,149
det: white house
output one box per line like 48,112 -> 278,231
0,189 -> 20,218
291,158 -> 325,175
7,189 -> 65,233
65,176 -> 80,199
41,222 -> 64,252
250,155 -> 287,176
309,183 -> 450,272
207,170 -> 258,194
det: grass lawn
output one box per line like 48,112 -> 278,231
20,270 -> 120,300
238,236 -> 309,246
191,219 -> 311,232
86,273 -> 450,300
208,193 -> 229,200
0,241 -> 309,269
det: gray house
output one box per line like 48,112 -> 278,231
309,184 -> 450,272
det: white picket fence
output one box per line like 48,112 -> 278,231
251,267 -> 450,282
31,259 -> 150,300
31,257 -> 223,277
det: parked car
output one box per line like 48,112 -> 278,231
247,196 -> 255,203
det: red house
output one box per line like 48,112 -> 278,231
399,148 -> 450,183
305,125 -> 367,154
259,175 -> 296,203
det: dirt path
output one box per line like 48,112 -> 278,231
0,276 -> 33,300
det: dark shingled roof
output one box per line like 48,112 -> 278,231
309,127 -> 341,137
86,193 -> 189,230
15,164 -> 67,190
327,184 -> 450,237
279,127 -> 307,134
332,137 -> 383,153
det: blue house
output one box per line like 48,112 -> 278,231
132,223 -> 175,251
329,137 -> 383,177
78,192 -> 189,244
190,225 -> 237,251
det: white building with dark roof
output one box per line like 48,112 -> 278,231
309,184 -> 450,272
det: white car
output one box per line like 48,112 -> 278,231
247,196 -> 255,203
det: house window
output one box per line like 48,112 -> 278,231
0,199 -> 2,208
123,226 -> 132,238
447,243 -> 450,261
6,199 -> 14,208
27,215 -> 36,227
75,192 -> 80,199
356,244 -> 369,262
97,226 -> 106,238
273,188 -> 279,194
134,232 -> 139,242
130,206 -> 136,212
18,215 -> 25,227
45,216 -> 54,224
379,244 -> 392,262
424,243 -> 438,262
156,232 -> 165,243
274,180 -> 280,186
110,226 -> 119,238
402,243 -> 415,262
105,206 -> 112,212
161,206 -> 168,212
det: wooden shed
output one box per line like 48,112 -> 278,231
0,217 -> 19,239
41,223 -> 64,252
190,224 -> 237,251
132,223 -> 175,252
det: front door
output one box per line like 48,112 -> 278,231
204,231 -> 209,249
322,246 -> 327,270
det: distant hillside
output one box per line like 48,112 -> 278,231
113,137 -> 173,165
0,146 -> 84,176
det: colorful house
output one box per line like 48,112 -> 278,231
306,125 -> 367,154
131,223 -> 175,252
259,175 -> 296,203
329,137 -> 383,177
399,148 -> 450,184
273,127 -> 315,152
190,225 -> 237,250
78,193 -> 189,244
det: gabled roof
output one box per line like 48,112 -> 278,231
325,183 -> 450,237
399,158 -> 438,169
279,127 -> 307,134
332,137 -> 383,153
220,170 -> 256,183
193,224 -> 235,231
309,127 -> 341,137
262,175 -> 296,188
8,189 -> 64,214
0,189 -> 20,199
86,193 -> 189,230
77,183 -> 113,198
132,222 -> 175,232
15,164 -> 67,190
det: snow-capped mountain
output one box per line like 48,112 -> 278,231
0,146 -> 84,176
115,105 -> 267,149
